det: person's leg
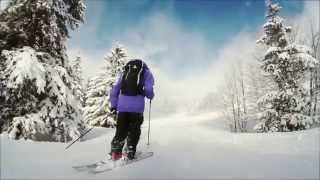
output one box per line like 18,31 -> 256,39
127,112 -> 144,159
111,112 -> 129,154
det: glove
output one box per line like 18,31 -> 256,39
110,107 -> 117,115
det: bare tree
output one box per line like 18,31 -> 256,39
309,20 -> 320,119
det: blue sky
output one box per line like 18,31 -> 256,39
69,0 -> 303,50
68,0 -> 305,78
66,0 -> 314,111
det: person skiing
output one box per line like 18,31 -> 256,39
109,59 -> 154,161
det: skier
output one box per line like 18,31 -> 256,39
109,59 -> 154,161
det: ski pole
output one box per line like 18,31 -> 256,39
65,113 -> 116,150
147,99 -> 151,145
65,126 -> 94,150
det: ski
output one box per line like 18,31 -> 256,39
72,151 -> 144,172
72,160 -> 107,172
90,152 -> 153,174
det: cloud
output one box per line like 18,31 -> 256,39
113,12 -> 259,116
115,13 -> 216,113
67,9 -> 258,117
68,10 -> 221,116
67,1 -> 315,117
120,12 -> 217,79
67,47 -> 108,80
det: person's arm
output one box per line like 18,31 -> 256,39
143,68 -> 155,100
109,75 -> 122,110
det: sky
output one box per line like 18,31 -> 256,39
67,0 -> 304,78
69,0 -> 303,48
0,0 -> 317,115
66,0 -> 317,115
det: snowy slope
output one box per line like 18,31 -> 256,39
1,112 -> 319,179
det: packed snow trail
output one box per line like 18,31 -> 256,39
1,112 -> 319,179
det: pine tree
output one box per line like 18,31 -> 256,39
256,0 -> 318,132
0,0 -> 86,142
0,0 -> 85,62
83,44 -> 127,127
70,55 -> 84,107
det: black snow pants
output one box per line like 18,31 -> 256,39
111,112 -> 144,154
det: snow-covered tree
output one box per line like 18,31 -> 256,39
255,0 -> 318,132
0,0 -> 86,142
70,55 -> 84,106
291,17 -> 320,125
83,44 -> 127,127
216,43 -> 275,133
0,0 -> 85,61
245,48 -> 276,116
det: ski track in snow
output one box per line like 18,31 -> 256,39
1,112 -> 319,179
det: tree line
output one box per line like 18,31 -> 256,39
219,0 -> 319,133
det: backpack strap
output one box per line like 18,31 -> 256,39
125,63 -> 131,80
136,60 -> 144,85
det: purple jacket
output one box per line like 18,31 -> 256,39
109,62 -> 154,113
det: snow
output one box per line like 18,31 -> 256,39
256,0 -> 319,132
1,46 -> 83,141
1,112 -> 319,179
9,113 -> 46,139
4,47 -> 46,94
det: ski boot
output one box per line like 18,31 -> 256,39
127,151 -> 135,160
111,152 -> 122,161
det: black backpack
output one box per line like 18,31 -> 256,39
120,59 -> 144,96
